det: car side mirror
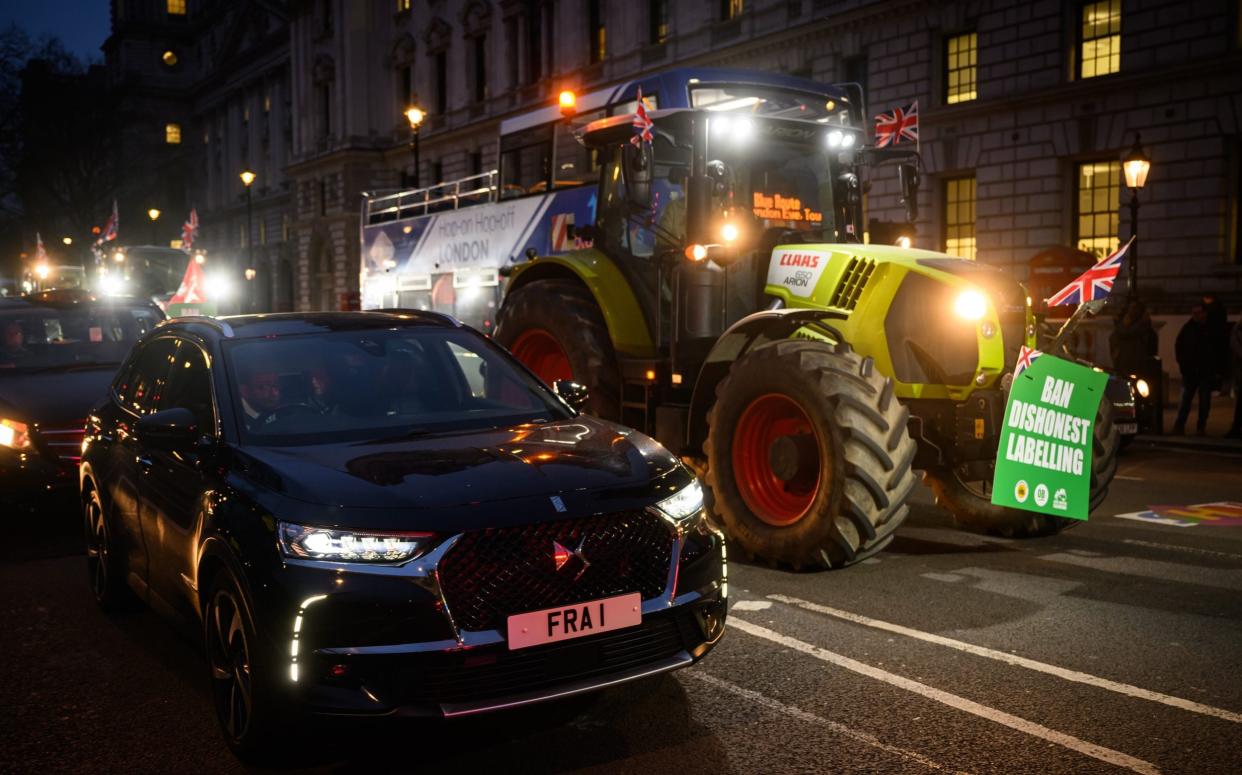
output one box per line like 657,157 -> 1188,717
553,380 -> 590,412
136,407 -> 200,451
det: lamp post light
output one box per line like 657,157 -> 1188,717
1122,133 -> 1151,300
61,236 -> 72,246
240,169 -> 256,312
147,208 -> 161,245
404,106 -> 425,188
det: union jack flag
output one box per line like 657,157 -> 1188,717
181,207 -> 199,251
874,100 -> 918,148
100,200 -> 118,243
1045,237 -> 1134,307
1014,345 -> 1043,378
34,232 -> 47,263
630,88 -> 655,147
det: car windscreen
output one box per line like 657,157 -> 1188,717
0,305 -> 162,372
222,327 -> 573,446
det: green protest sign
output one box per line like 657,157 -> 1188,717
991,354 -> 1107,520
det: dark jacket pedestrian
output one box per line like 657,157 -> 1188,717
1203,294 -> 1229,390
1174,305 -> 1214,434
1110,300 -> 1157,377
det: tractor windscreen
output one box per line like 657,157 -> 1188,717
706,116 -> 846,245
689,84 -> 853,126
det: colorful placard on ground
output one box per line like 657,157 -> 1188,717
990,354 -> 1107,520
1113,502 -> 1242,528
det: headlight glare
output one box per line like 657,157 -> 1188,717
953,289 -> 988,321
278,522 -> 432,563
0,418 -> 31,450
1135,378 -> 1150,398
655,479 -> 705,523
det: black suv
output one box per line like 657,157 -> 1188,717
80,312 -> 726,757
1,290 -> 163,502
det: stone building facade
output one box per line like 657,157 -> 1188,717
111,0 -> 1242,315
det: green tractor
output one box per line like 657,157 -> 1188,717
496,106 -> 1119,569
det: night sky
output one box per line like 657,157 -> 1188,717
1,0 -> 110,64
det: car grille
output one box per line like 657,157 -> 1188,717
437,510 -> 674,633
391,609 -> 695,705
38,420 -> 86,465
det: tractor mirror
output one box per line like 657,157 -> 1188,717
624,142 -> 652,208
553,380 -> 590,411
898,163 -> 920,223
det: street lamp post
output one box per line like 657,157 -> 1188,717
404,106 -> 425,189
240,170 -> 256,313
147,208 -> 161,246
1122,133 -> 1151,300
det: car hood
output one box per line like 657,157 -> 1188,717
0,368 -> 119,426
232,415 -> 683,515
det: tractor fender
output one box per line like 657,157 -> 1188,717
686,307 -> 846,451
505,251 -> 656,357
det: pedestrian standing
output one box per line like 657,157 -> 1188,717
1228,319 -> 1242,439
1203,293 -> 1229,391
1174,304 -> 1214,435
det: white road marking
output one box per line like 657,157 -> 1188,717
1122,538 -> 1242,561
1039,552 -> 1242,592
920,572 -> 967,583
729,617 -> 1161,775
768,593 -> 1242,726
687,671 -> 969,774
729,600 -> 772,612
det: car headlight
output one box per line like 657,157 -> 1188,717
1134,378 -> 1150,398
953,289 -> 988,321
0,419 -> 31,450
654,479 -> 705,523
278,522 -> 432,564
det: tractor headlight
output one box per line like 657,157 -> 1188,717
278,522 -> 432,564
0,418 -> 31,450
654,479 -> 705,524
953,289 -> 988,321
1134,378 -> 1150,398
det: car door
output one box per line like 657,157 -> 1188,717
101,336 -> 178,591
138,337 -> 217,617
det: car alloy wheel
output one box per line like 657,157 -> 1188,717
84,491 -> 110,602
207,586 -> 254,744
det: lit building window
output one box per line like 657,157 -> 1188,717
945,33 -> 977,104
1075,161 -> 1121,258
943,176 -> 976,260
167,0 -> 187,15
650,0 -> 669,44
1080,0 -> 1121,79
588,0 -> 605,63
161,50 -> 178,67
165,123 -> 182,144
721,0 -> 744,20
397,0 -> 411,11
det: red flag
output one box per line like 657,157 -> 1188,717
1045,237 -> 1133,307
169,255 -> 207,304
630,88 -> 655,147
100,200 -> 119,243
874,101 -> 919,148
181,208 -> 199,251
34,232 -> 48,263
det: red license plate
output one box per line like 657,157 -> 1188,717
506,592 -> 642,650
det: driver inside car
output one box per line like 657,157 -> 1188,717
238,368 -> 284,430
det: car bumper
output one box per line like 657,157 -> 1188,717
258,519 -> 727,717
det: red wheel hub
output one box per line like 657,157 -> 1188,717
510,328 -> 573,385
732,393 -> 823,526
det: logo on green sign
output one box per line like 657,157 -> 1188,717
991,355 -> 1106,520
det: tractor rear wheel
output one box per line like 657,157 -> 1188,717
923,395 -> 1121,537
704,339 -> 917,569
495,279 -> 622,419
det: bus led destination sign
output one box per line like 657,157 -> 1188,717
752,192 -> 823,223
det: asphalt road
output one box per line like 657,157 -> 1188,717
3,442 -> 1241,774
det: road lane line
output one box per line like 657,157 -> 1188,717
1121,539 -> 1242,561
768,593 -> 1242,726
729,617 -> 1161,775
687,671 -> 970,774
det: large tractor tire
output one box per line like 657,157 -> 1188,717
494,279 -> 622,419
704,339 -> 918,569
923,395 -> 1120,537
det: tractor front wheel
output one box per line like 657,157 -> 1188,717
704,339 -> 917,569
495,279 -> 621,419
923,395 -> 1121,537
